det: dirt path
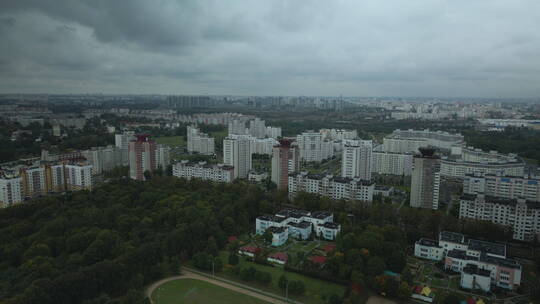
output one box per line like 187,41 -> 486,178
146,269 -> 289,304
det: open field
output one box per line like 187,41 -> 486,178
155,136 -> 185,147
151,278 -> 270,304
216,251 -> 346,304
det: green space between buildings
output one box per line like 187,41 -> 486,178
151,278 -> 270,304
155,135 -> 185,147
212,251 -> 347,304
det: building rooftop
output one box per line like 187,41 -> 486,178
288,221 -> 311,229
276,208 -> 310,218
416,238 -> 440,248
322,222 -> 340,229
467,239 -> 506,258
463,264 -> 491,277
310,211 -> 332,219
440,231 -> 466,244
268,226 -> 287,234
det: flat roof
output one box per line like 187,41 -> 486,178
310,211 -> 332,219
467,239 -> 506,257
416,238 -> 440,248
268,226 -> 287,233
289,221 -> 311,229
440,231 -> 465,244
322,222 -> 340,229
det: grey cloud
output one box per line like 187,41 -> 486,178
0,0 -> 539,97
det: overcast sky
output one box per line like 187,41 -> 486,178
0,1 -> 539,97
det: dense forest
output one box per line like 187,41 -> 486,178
0,177 -> 271,304
0,176 -> 525,304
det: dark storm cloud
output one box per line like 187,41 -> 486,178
0,0 -> 539,97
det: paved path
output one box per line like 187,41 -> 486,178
146,269 -> 290,304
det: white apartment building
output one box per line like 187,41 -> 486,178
172,161 -> 234,183
288,172 -> 374,202
65,163 -> 93,191
265,126 -> 282,139
0,172 -> 23,208
82,145 -> 122,175
382,129 -> 464,153
228,119 -> 249,135
440,158 -> 525,179
48,164 -> 65,192
371,149 -> 413,176
115,131 -> 135,166
410,148 -> 440,210
223,135 -> 252,179
463,174 -> 540,202
249,118 -> 266,138
320,129 -> 358,141
250,137 -> 279,155
156,144 -> 171,168
187,125 -> 215,155
296,131 -> 334,162
461,147 -> 519,163
460,194 -> 540,241
341,139 -> 372,180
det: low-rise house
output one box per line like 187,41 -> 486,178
238,246 -> 260,258
267,252 -> 288,265
310,255 -> 327,266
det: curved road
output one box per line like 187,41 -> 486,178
146,269 -> 289,304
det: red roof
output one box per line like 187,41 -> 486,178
310,255 -> 327,265
323,244 -> 336,252
239,246 -> 260,254
413,285 -> 423,294
268,252 -> 288,262
228,236 -> 238,243
466,299 -> 476,304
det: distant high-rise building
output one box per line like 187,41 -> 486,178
20,166 -> 46,198
223,136 -> 252,179
187,125 -> 215,155
271,139 -> 300,190
167,95 -> 214,108
249,118 -> 267,138
65,163 -> 93,191
129,134 -> 157,181
228,119 -> 248,136
115,131 -> 135,166
0,171 -> 23,208
410,148 -> 441,209
296,131 -> 333,162
156,144 -> 171,169
341,140 -> 372,180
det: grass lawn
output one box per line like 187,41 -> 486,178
215,251 -> 346,304
151,278 -> 270,304
155,136 -> 185,147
